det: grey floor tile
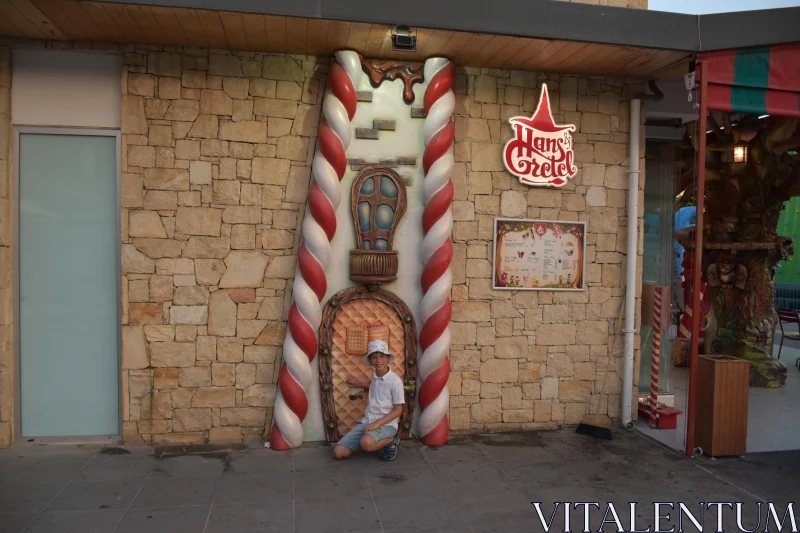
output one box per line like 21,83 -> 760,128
114,505 -> 209,533
0,454 -> 91,483
457,489 -> 538,528
434,464 -> 512,497
214,472 -> 293,504
45,479 -> 144,511
150,453 -> 228,478
0,480 -> 66,513
205,502 -> 293,533
375,494 -> 468,531
23,510 -> 124,533
292,446 -> 341,471
294,467 -> 371,501
223,449 -> 294,476
366,468 -> 441,498
0,513 -> 36,533
294,497 -> 381,533
76,454 -> 156,480
130,477 -> 218,508
356,444 -> 431,471
420,442 -> 487,467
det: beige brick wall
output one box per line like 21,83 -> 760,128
0,46 -> 11,447
120,46 -> 325,446
446,67 -> 644,432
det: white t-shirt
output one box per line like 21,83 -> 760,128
360,370 -> 405,430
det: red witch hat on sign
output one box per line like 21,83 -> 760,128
509,85 -> 575,133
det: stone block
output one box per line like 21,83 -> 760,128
471,143 -> 504,172
209,291 -> 237,337
220,407 -> 266,427
175,207 -> 222,236
471,399 -> 501,423
170,305 -> 208,326
451,349 -> 481,372
533,400 -> 552,422
150,342 -> 196,367
200,89 -> 233,115
500,190 -> 527,217
152,390 -> 174,417
193,387 -> 236,407
173,408 -> 212,431
165,99 -> 200,122
480,359 -> 518,383
540,377 -> 559,399
254,322 -> 286,346
179,367 -> 211,388
122,326 -> 149,369
243,384 -> 276,407
450,408 -> 470,430
474,76 -> 497,103
145,168 -> 189,191
576,320 -> 608,345
251,158 -> 291,185
536,323 -> 576,345
559,380 -> 591,402
495,336 -> 528,359
594,143 -> 627,165
503,409 -> 533,423
145,325 -> 175,343
129,303 -> 162,325
244,346 -> 278,364
218,338 -> 244,363
519,362 -> 542,383
212,363 -> 236,386
452,301 -> 490,322
188,115 -> 219,138
220,121 -> 267,143
210,427 -> 243,443
128,211 -> 167,238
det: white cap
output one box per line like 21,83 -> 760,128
363,339 -> 395,365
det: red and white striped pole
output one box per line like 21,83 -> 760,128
649,286 -> 669,427
417,58 -> 456,446
269,51 -> 362,450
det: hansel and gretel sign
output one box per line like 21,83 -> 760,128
503,84 -> 577,187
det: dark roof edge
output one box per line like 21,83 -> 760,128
86,0 -> 800,53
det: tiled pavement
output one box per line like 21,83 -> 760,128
0,428 -> 796,533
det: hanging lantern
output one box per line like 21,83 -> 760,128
732,142 -> 748,163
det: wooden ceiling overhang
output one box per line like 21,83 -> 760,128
0,0 -> 695,79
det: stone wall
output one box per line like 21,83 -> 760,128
0,40 -> 645,447
120,46 -> 324,445
0,47 -> 11,447
445,67 -> 645,432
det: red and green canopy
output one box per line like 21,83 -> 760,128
698,44 -> 800,118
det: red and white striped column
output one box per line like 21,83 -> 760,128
649,286 -> 669,427
417,58 -> 456,446
269,51 -> 362,450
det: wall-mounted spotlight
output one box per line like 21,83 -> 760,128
392,26 -> 416,52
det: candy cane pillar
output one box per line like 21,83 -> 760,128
418,58 -> 456,446
649,286 -> 667,428
269,51 -> 362,450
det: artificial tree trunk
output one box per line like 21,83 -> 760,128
681,115 -> 799,387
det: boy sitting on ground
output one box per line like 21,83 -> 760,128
333,339 -> 404,461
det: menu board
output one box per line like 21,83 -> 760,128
493,219 -> 586,291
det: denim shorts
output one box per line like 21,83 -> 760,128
336,422 -> 397,451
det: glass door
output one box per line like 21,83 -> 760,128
639,152 -> 677,396
18,131 -> 120,437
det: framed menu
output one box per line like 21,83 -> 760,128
492,219 -> 586,291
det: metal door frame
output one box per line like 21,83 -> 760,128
13,126 -> 123,444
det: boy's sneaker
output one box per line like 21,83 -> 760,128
382,436 -> 399,461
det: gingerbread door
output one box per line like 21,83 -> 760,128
318,286 -> 417,441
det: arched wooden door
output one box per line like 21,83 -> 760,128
318,286 -> 417,441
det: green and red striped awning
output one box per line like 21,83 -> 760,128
698,44 -> 800,118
